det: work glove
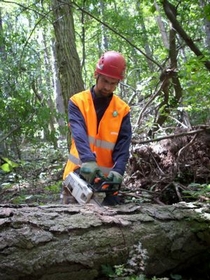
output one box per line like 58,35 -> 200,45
103,171 -> 123,206
107,171 -> 123,185
80,161 -> 103,183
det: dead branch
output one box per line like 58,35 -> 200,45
132,127 -> 209,144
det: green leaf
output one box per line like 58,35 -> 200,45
1,163 -> 12,172
2,157 -> 19,168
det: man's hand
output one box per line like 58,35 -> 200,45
107,171 -> 123,185
80,161 -> 102,183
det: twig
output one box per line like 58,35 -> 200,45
149,152 -> 165,175
175,133 -> 198,176
0,126 -> 22,143
0,115 -> 34,144
177,133 -> 197,160
153,197 -> 165,205
135,77 -> 170,130
173,182 -> 183,202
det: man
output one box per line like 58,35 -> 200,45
62,50 -> 132,205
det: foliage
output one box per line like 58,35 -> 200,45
0,142 -> 65,204
0,0 -> 210,156
101,262 -> 173,279
0,157 -> 19,172
0,1 -> 60,156
183,183 -> 210,202
101,242 -> 150,279
74,0 -> 210,135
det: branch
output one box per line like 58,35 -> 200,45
163,0 -> 210,71
70,1 -> 162,69
0,126 -> 22,144
0,115 -> 34,144
135,71 -> 175,130
132,127 -> 209,144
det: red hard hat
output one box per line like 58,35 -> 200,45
95,51 -> 126,80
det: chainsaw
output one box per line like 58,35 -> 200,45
62,171 -> 121,205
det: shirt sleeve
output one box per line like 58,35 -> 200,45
112,112 -> 132,175
68,100 -> 96,163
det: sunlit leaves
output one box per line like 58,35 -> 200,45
0,157 -> 19,172
0,0 -> 210,153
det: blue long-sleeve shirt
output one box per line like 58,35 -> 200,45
68,87 -> 132,175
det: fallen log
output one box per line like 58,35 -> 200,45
0,202 -> 210,280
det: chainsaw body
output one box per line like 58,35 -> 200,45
63,172 -> 121,205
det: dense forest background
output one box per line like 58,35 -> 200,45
0,0 -> 210,203
0,1 -> 210,279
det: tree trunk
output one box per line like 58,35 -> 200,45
154,1 -> 169,49
200,0 -> 210,49
0,202 -> 209,280
51,39 -> 66,139
51,0 -> 84,114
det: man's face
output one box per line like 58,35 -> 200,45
94,75 -> 119,97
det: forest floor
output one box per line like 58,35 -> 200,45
0,126 -> 210,206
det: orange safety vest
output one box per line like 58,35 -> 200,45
63,89 -> 130,179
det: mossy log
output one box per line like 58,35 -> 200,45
0,202 -> 210,280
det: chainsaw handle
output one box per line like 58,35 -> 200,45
92,180 -> 121,193
101,181 -> 121,187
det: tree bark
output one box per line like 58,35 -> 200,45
51,0 -> 84,114
0,202 -> 209,280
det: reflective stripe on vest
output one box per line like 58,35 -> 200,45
88,136 -> 115,150
68,153 -> 82,166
